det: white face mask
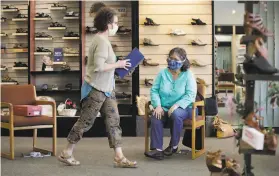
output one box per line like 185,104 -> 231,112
108,23 -> 118,36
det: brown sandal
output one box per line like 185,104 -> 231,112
57,152 -> 80,166
114,157 -> 137,168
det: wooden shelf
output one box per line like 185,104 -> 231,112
34,17 -> 52,21
1,19 -> 6,22
12,67 -> 28,70
64,53 -> 79,57
30,70 -> 80,75
53,62 -> 66,65
12,33 -> 28,36
34,52 -> 52,55
50,6 -> 67,10
0,68 -> 7,71
2,8 -> 18,12
11,48 -> 28,53
63,16 -> 79,20
0,33 -> 7,37
62,37 -> 79,40
48,27 -> 66,30
243,74 -> 279,81
12,18 -> 28,21
239,140 -> 276,156
35,37 -> 53,41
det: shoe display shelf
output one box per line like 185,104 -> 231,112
50,6 -> 67,11
1,2 -> 29,85
35,37 -> 53,40
63,16 -> 79,20
63,53 -> 79,57
33,17 -> 52,21
48,26 -> 67,30
238,1 -> 279,176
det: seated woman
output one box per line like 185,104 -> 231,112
144,47 -> 197,160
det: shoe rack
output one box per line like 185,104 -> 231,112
1,1 -> 29,85
138,0 -> 214,100
84,1 -> 138,116
29,1 -> 82,117
238,1 -> 279,176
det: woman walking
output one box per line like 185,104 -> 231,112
58,7 -> 137,168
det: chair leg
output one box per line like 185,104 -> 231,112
144,119 -> 149,153
10,129 -> 15,160
33,129 -> 37,150
52,125 -> 57,156
201,125 -> 205,150
191,128 -> 196,160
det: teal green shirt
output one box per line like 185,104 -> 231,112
150,68 -> 197,111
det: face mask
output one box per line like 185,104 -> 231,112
167,58 -> 184,70
108,23 -> 118,36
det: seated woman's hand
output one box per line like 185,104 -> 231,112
153,106 -> 164,119
168,104 -> 179,117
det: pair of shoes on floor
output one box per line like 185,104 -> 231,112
144,146 -> 178,160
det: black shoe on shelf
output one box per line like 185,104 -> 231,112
65,83 -> 72,90
144,150 -> 164,160
144,17 -> 160,26
117,26 -> 131,34
163,146 -> 178,156
16,28 -> 28,33
64,31 -> 79,37
35,32 -> 52,38
14,13 -> 27,19
3,5 -> 18,10
50,22 -> 65,27
35,13 -> 51,18
65,11 -> 79,17
243,54 -> 278,75
61,64 -> 71,71
1,17 -> 7,21
14,62 -> 28,67
36,47 -> 51,52
115,92 -> 131,99
191,18 -> 206,25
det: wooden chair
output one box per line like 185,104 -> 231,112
216,73 -> 236,96
0,84 -> 57,160
144,84 -> 206,159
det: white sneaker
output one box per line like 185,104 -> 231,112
170,29 -> 186,36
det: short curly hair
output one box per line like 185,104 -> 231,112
90,2 -> 106,14
168,47 -> 190,72
94,7 -> 117,32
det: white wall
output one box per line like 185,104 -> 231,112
214,1 -> 244,25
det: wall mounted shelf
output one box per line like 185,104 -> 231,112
12,48 -> 28,53
63,16 -> 79,20
30,70 -> 80,75
12,33 -> 28,36
64,53 -> 79,57
2,9 -> 18,12
34,52 -> 52,55
34,17 -> 52,21
0,82 -> 18,85
35,37 -> 53,40
62,37 -> 79,40
48,27 -> 67,30
53,62 -> 66,65
12,67 -> 28,70
50,7 -> 67,10
0,68 -> 7,71
0,33 -> 7,36
12,18 -> 28,21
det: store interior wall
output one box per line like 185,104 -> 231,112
139,0 -> 213,98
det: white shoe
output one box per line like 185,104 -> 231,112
192,39 -> 206,46
170,29 -> 186,36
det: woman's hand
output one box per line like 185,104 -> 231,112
168,104 -> 179,117
116,59 -> 131,70
153,106 -> 164,119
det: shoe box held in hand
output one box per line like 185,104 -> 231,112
13,105 -> 42,117
242,125 -> 264,150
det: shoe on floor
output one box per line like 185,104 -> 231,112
163,146 -> 178,156
144,150 -> 164,160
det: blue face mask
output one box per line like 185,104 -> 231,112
167,58 -> 184,70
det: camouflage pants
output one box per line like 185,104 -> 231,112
67,89 -> 122,148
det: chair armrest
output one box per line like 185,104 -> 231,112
192,101 -> 204,108
0,102 -> 14,125
35,100 -> 56,118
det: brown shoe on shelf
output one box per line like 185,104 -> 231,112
144,78 -> 153,86
206,150 -> 222,172
190,59 -> 207,67
143,58 -> 159,66
243,112 -> 263,131
263,128 -> 278,151
143,38 -> 159,46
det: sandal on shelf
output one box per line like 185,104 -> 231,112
114,157 -> 137,168
57,152 -> 80,166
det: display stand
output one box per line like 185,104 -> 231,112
239,1 -> 279,176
